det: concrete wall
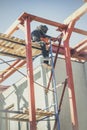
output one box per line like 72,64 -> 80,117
0,59 -> 87,130
55,59 -> 87,130
84,62 -> 87,84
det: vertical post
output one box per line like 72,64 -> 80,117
25,16 -> 36,130
50,40 -> 60,130
63,21 -> 79,130
41,59 -> 51,130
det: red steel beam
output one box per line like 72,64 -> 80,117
0,60 -> 26,83
74,38 -> 87,50
63,21 -> 79,130
0,85 -> 10,92
25,16 -> 36,130
0,12 -> 85,129
19,12 -> 66,29
46,34 -> 63,92
0,59 -> 20,75
19,12 -> 87,36
77,46 -> 87,54
52,43 -> 64,55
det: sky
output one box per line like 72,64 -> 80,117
0,0 -> 86,32
0,0 -> 86,44
0,0 -> 87,85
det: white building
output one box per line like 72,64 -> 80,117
0,58 -> 87,130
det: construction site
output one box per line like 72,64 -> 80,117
0,2 -> 87,130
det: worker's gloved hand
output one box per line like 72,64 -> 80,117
40,37 -> 50,44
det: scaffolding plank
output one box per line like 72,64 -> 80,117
0,108 -> 54,122
0,33 -> 87,62
24,108 -> 53,120
0,33 -> 41,58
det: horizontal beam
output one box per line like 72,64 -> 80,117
64,3 -> 87,24
19,12 -> 67,29
0,85 -> 10,92
19,12 -> 87,36
0,33 -> 25,45
5,20 -> 21,36
73,28 -> 87,36
0,116 -> 28,122
0,60 -> 26,83
73,38 -> 87,50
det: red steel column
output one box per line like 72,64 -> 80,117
63,22 -> 79,130
25,16 -> 36,130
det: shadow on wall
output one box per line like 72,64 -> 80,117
0,79 -> 29,130
0,94 -> 6,130
13,80 -> 28,110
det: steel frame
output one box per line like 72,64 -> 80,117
25,16 -> 36,130
63,21 -> 79,130
0,3 -> 87,130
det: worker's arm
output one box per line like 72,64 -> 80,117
40,37 -> 58,44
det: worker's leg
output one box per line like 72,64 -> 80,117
40,41 -> 49,64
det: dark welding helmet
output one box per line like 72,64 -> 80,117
38,25 -> 48,34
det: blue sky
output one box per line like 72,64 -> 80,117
0,0 -> 87,85
0,0 -> 85,32
0,0 -> 86,44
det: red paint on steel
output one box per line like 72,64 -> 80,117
25,16 -> 36,130
63,21 -> 79,130
46,34 -> 63,92
0,60 -> 26,83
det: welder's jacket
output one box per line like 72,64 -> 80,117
31,29 -> 51,42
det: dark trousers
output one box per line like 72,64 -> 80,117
40,42 -> 49,64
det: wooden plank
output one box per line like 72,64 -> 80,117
73,38 -> 87,49
24,108 -> 53,116
0,33 -> 25,45
71,54 -> 87,61
0,42 -> 41,58
76,44 -> 87,52
0,33 -> 42,57
0,33 -> 87,62
1,109 -> 53,122
0,116 -> 28,122
0,34 -> 42,58
18,24 -> 25,32
64,3 -> 87,24
5,20 -> 21,36
5,104 -> 14,110
20,114 -> 28,119
13,114 -> 26,119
